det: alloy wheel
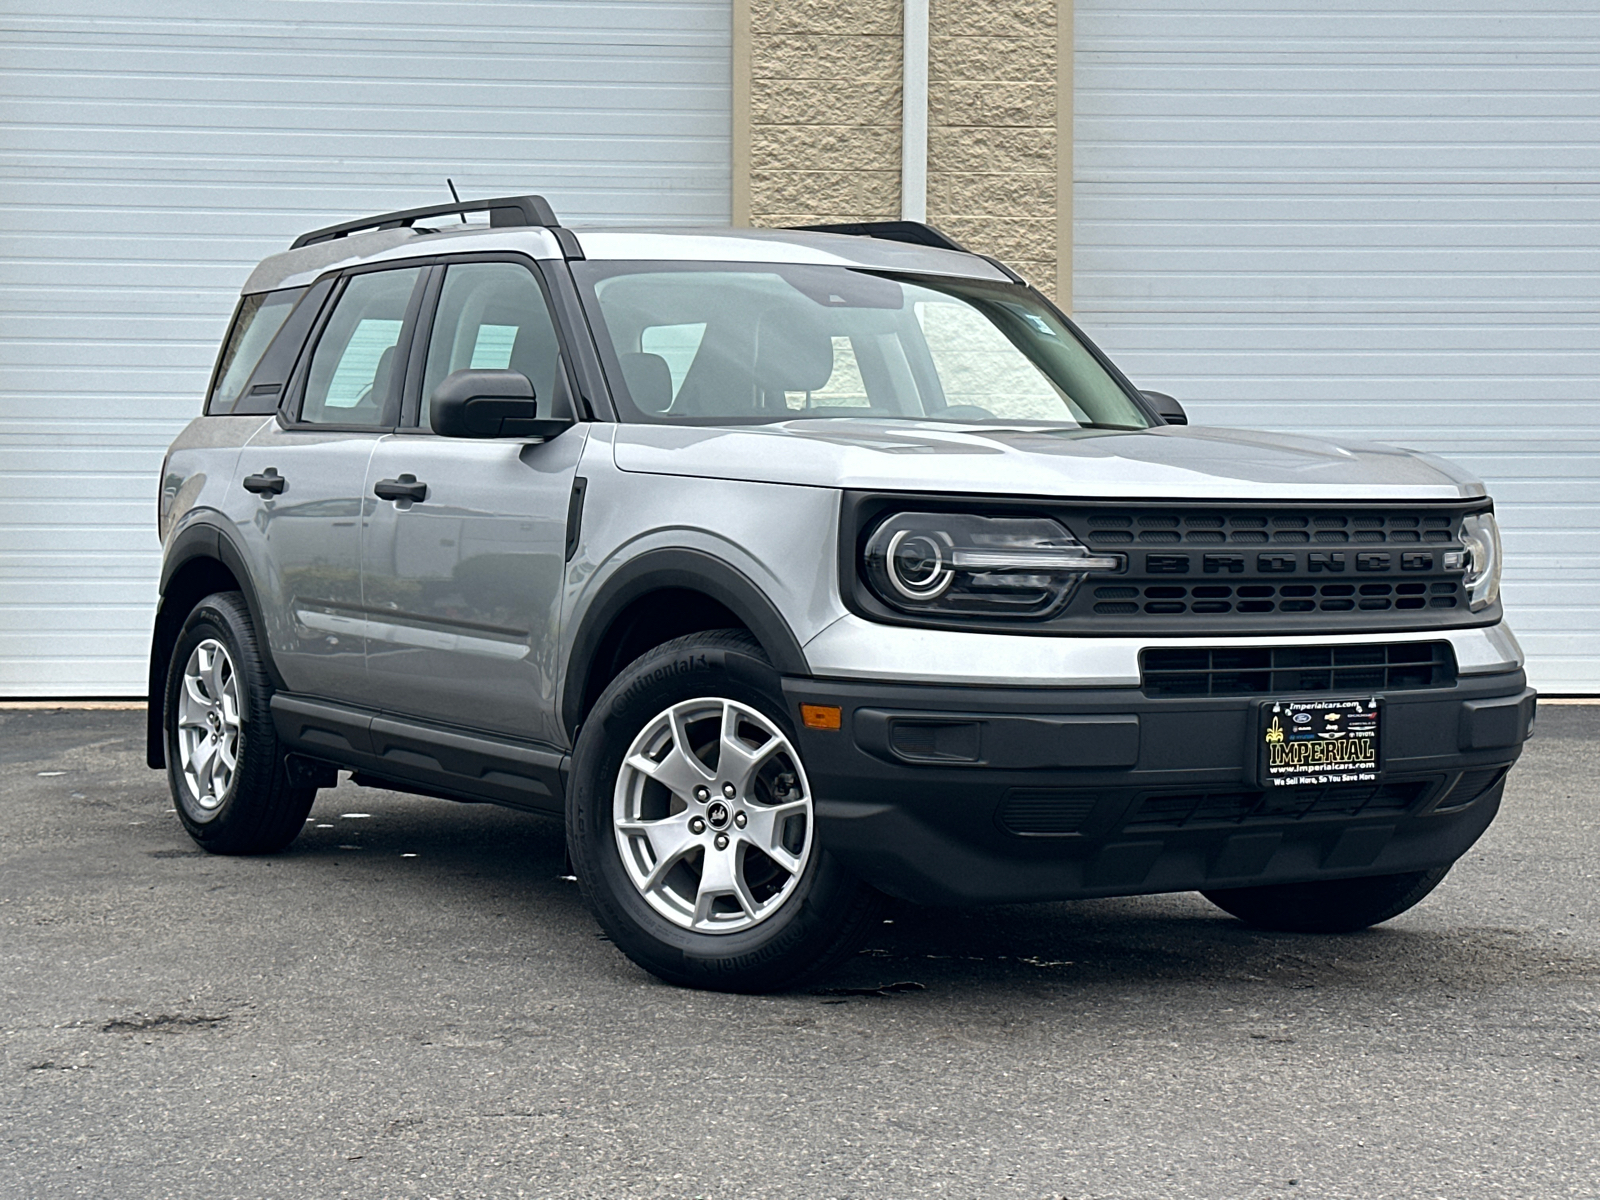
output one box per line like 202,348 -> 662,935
176,638 -> 242,814
613,697 -> 814,933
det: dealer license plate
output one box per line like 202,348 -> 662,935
1259,698 -> 1382,787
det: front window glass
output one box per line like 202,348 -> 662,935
574,262 -> 1150,429
419,262 -> 561,429
300,267 -> 421,426
207,288 -> 302,414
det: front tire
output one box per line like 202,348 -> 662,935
568,630 -> 881,992
164,591 -> 315,854
1202,865 -> 1453,934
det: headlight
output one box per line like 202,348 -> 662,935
863,512 -> 1122,618
1459,511 -> 1501,611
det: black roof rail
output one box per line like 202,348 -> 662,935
787,220 -> 970,254
290,193 -> 563,250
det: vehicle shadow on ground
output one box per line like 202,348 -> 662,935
21,710 -> 1594,1009
196,783 -> 1600,1003
839,896 -> 1600,999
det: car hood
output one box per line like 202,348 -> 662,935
611,420 -> 1484,501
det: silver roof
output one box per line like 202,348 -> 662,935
241,223 -> 1008,294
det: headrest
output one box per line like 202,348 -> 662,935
754,311 -> 834,394
370,344 -> 397,406
618,351 -> 674,415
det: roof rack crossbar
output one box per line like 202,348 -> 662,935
787,220 -> 969,254
291,194 -> 561,250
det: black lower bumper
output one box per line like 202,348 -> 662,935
783,671 -> 1535,906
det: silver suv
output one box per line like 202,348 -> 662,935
149,194 -> 1535,991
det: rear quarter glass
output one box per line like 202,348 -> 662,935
205,288 -> 305,415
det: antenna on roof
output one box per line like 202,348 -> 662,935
445,179 -> 467,223
291,193 -> 572,251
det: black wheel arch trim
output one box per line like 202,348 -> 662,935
560,548 -> 811,738
147,518 -> 282,769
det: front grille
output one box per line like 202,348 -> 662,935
1140,642 -> 1456,698
1094,580 -> 1461,617
1126,779 -> 1434,829
1080,509 -> 1458,548
1051,501 -> 1488,635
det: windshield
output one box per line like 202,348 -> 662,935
573,262 -> 1152,429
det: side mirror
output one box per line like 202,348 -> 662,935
429,369 -> 572,439
1142,390 -> 1187,426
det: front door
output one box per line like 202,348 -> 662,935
360,259 -> 584,746
226,265 -> 424,699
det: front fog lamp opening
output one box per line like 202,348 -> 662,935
863,512 -> 1123,619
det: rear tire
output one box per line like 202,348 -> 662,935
1202,865 -> 1453,934
164,591 -> 315,854
568,630 -> 882,992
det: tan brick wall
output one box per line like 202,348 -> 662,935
927,0 -> 1063,299
745,0 -> 903,228
737,0 -> 1070,304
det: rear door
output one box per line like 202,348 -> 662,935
360,256 -> 587,745
228,264 -> 426,700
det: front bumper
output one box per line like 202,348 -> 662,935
783,670 -> 1535,906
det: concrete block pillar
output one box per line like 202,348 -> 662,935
928,0 -> 1069,304
738,0 -> 904,228
736,0 -> 1072,306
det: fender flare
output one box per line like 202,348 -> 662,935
560,547 -> 810,737
147,519 -> 282,767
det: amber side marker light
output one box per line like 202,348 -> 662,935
800,704 -> 842,731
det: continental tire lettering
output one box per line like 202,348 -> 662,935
614,654 -> 714,709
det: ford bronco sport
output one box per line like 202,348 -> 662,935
149,194 -> 1536,991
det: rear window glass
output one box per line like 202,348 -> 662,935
207,288 -> 304,414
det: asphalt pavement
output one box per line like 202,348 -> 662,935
2,705 -> 1596,1200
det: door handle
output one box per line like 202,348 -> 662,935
242,469 -> 286,496
373,475 -> 428,503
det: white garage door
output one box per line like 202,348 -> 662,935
1075,1 -> 1600,692
0,0 -> 731,697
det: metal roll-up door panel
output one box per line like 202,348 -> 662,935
0,0 -> 731,696
1075,1 -> 1600,691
